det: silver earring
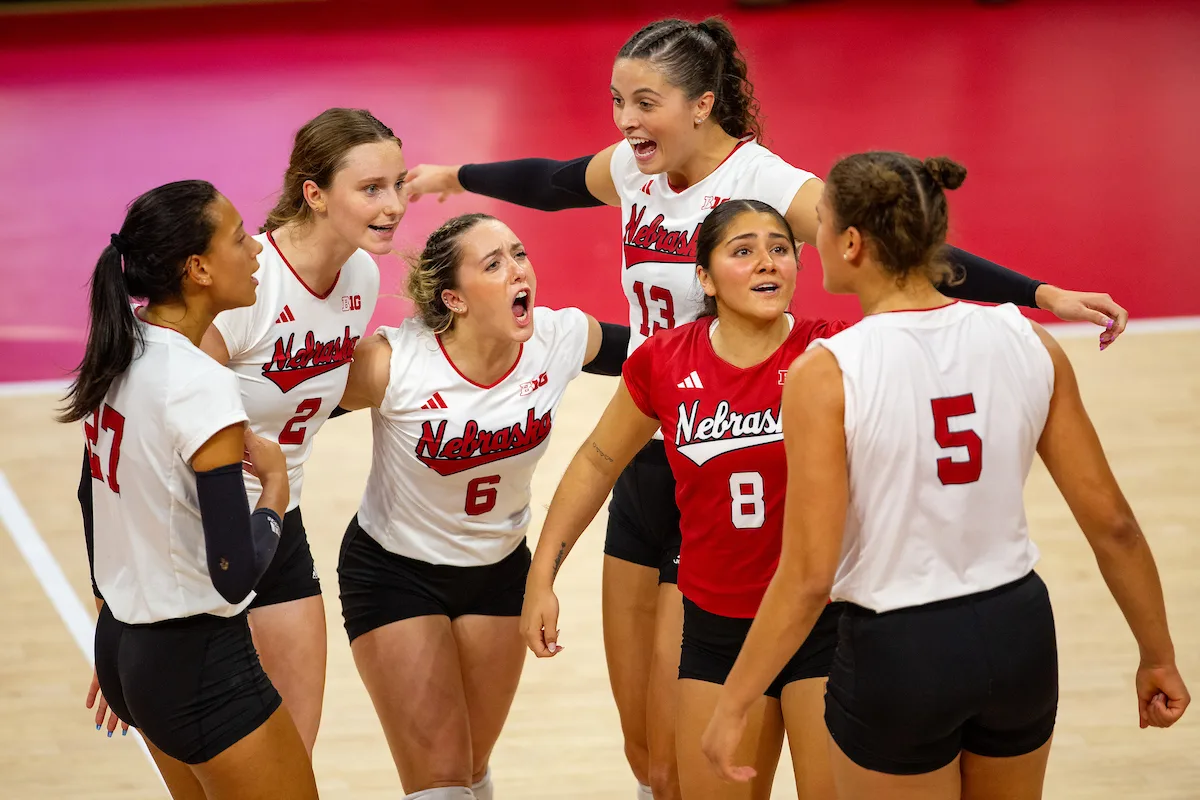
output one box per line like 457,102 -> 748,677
843,253 -> 849,261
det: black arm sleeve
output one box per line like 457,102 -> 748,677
195,463 -> 282,604
582,322 -> 631,377
78,448 -> 101,599
457,154 -> 604,212
940,245 -> 1044,309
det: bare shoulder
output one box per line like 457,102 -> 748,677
786,346 -> 841,382
1028,319 -> 1071,376
784,347 -> 843,410
342,332 -> 393,411
585,142 -> 622,207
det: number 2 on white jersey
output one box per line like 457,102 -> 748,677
729,471 -> 765,529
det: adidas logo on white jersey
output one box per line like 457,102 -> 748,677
676,371 -> 704,389
421,392 -> 447,410
274,305 -> 295,324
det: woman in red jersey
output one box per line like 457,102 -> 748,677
522,198 -> 851,800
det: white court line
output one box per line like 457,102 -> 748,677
0,471 -> 166,794
0,379 -> 70,398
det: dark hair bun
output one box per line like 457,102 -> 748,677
923,157 -> 967,191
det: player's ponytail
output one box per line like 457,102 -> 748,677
826,151 -> 967,287
617,17 -> 764,142
695,18 -> 761,143
59,180 -> 221,424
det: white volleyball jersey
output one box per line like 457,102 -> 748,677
610,138 -> 816,355
808,302 -> 1055,613
88,315 -> 251,624
357,306 -> 590,566
213,231 -> 378,510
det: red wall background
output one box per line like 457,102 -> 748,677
1,0 -> 1197,381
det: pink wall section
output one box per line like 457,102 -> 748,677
1,0 -> 1197,382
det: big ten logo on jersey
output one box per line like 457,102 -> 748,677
701,195 -> 729,211
519,372 -> 548,397
262,326 -> 358,392
341,294 -> 362,311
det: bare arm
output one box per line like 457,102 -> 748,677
520,380 -> 660,657
583,143 -> 621,207
783,176 -> 824,247
529,380 -> 659,587
1032,323 -> 1188,726
338,333 -> 392,411
703,348 -> 848,780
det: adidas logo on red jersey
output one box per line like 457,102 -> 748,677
421,392 -> 447,410
275,305 -> 295,324
677,370 -> 704,389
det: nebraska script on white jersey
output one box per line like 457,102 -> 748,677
357,307 -> 590,566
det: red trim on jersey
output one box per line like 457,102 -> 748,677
700,314 -> 802,372
876,301 -> 961,315
266,230 -> 342,300
436,335 -> 524,390
664,138 -> 751,195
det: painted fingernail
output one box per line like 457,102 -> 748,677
122,729 -> 128,736
1106,319 -> 1113,329
96,724 -> 102,731
107,730 -> 113,738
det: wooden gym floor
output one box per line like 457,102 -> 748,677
1,325 -> 1197,798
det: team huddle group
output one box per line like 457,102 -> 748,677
62,16 -> 1188,800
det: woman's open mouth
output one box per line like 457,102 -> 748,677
512,289 -> 531,325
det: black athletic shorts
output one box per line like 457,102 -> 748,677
826,571 -> 1058,775
679,596 -> 844,699
603,439 -> 681,585
337,515 -> 532,644
94,603 -> 281,764
248,506 -> 321,609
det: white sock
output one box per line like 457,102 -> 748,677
403,788 -> 474,799
471,766 -> 494,800
637,782 -> 654,800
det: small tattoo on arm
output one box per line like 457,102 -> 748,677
552,542 -> 567,577
591,442 -> 614,463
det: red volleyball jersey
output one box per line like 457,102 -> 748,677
623,314 -> 848,618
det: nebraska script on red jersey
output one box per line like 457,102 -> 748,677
623,314 -> 848,618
